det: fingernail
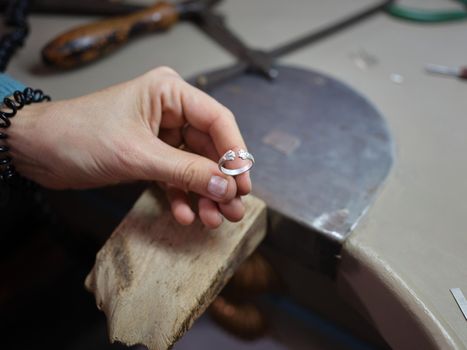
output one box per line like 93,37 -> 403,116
208,176 -> 228,198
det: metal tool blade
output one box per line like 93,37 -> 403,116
178,0 -> 223,18
194,11 -> 275,79
191,65 -> 394,242
195,0 -> 393,89
269,0 -> 393,58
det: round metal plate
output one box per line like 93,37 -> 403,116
191,65 -> 394,241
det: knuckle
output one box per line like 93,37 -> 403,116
144,67 -> 180,89
154,66 -> 179,77
222,107 -> 236,123
174,160 -> 198,190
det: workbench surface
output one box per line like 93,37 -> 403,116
8,0 -> 467,348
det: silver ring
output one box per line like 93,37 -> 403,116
218,149 -> 255,176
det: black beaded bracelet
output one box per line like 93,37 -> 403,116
0,87 -> 50,183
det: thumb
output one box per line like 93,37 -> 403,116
141,140 -> 238,203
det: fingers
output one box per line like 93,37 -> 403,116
144,67 -> 186,130
180,83 -> 252,194
184,126 -> 251,195
141,68 -> 252,204
152,76 -> 252,194
177,80 -> 245,151
199,196 -> 244,228
141,138 -> 237,203
183,126 -> 219,161
198,197 -> 223,229
219,197 -> 245,222
162,178 -> 245,228
166,184 -> 196,225
152,73 -> 248,156
164,185 -> 244,228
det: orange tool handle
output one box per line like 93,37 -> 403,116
42,1 -> 179,69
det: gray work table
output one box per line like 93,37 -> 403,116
8,1 -> 467,348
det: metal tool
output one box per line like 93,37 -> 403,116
193,10 -> 277,80
193,65 -> 394,275
39,0 -> 277,79
191,2 -> 394,273
187,1 -> 395,275
41,0 -> 223,68
195,0 -> 394,89
425,63 -> 467,80
40,0 -> 393,73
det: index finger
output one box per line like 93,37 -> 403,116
179,80 -> 244,153
179,80 -> 252,194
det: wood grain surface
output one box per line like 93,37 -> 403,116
42,1 -> 179,68
85,187 -> 267,350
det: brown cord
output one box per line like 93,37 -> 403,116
223,251 -> 281,299
209,252 -> 281,340
209,296 -> 268,340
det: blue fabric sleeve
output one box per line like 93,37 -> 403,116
0,73 -> 26,100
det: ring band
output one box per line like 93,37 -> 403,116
218,149 -> 255,176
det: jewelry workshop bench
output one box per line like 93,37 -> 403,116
8,0 -> 467,348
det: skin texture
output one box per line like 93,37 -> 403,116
6,67 -> 251,229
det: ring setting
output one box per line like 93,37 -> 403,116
218,149 -> 255,176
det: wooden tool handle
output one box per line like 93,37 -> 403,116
42,1 -> 179,69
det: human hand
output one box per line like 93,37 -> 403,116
8,67 -> 251,228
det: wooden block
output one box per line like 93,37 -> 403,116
85,187 -> 267,350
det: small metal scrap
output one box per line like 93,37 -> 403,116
350,49 -> 379,70
425,64 -> 467,80
390,73 -> 404,84
450,288 -> 467,321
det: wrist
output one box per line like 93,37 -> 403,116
0,88 -> 51,183
6,103 -> 46,176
